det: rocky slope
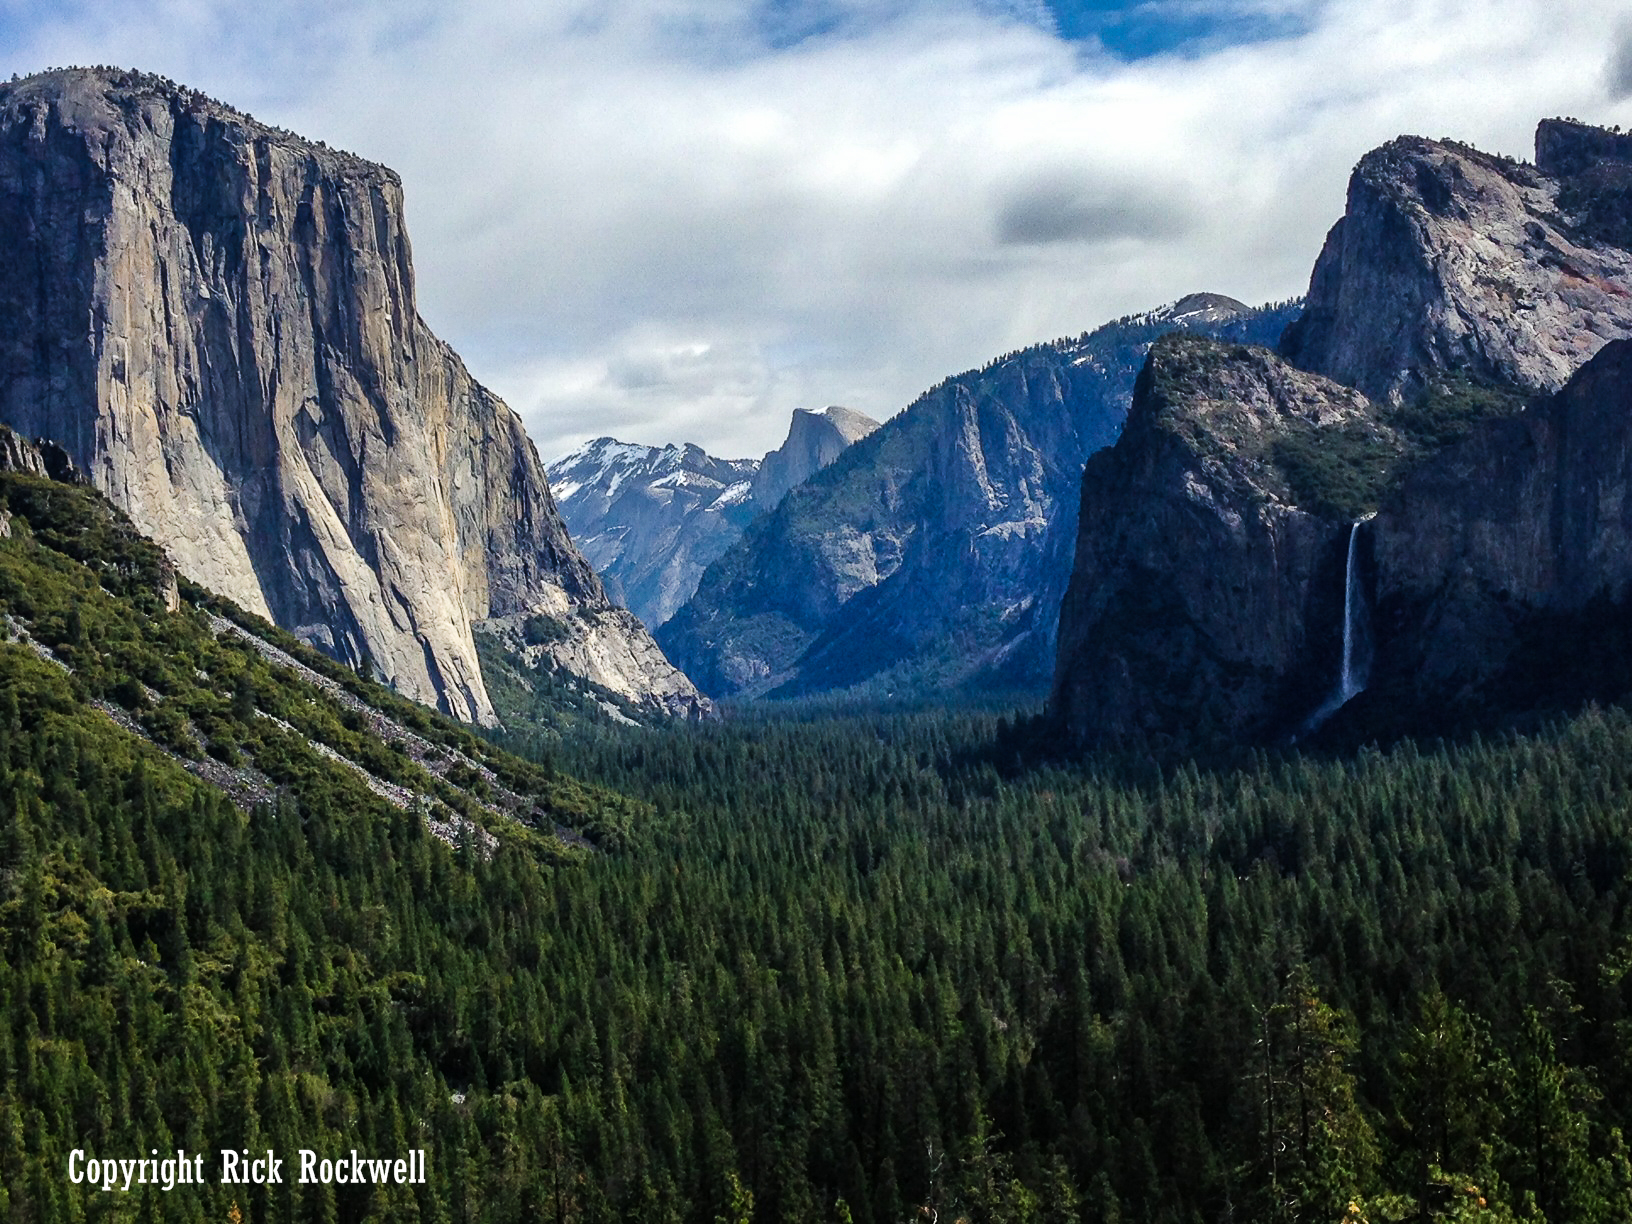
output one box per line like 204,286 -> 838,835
0,446 -> 645,850
546,406 -> 878,630
1281,119 -> 1632,402
0,67 -> 704,724
659,295 -> 1300,700
1053,118 -> 1632,748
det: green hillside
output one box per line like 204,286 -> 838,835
0,463 -> 648,1220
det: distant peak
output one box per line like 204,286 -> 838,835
783,405 -> 879,441
1160,293 -> 1251,322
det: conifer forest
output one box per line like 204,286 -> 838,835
4,469 -> 1632,1222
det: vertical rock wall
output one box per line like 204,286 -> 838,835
0,67 -> 705,723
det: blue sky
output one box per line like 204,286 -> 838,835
744,0 -> 1308,57
1046,0 -> 1309,56
2,1 -> 1629,459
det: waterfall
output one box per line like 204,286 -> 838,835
1337,520 -> 1365,703
1301,518 -> 1371,734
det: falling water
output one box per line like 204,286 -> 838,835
1302,518 -> 1371,734
1337,520 -> 1364,703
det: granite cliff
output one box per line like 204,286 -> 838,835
0,67 -> 705,724
546,406 -> 878,630
1053,119 -> 1632,748
1358,337 -> 1632,733
659,296 -> 1299,700
1051,336 -> 1402,748
1281,120 -> 1632,401
750,406 -> 881,511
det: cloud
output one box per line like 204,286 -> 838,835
1,0 -> 1630,463
1609,21 -> 1632,101
995,173 -> 1198,245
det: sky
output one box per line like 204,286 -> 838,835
4,1 -> 1632,461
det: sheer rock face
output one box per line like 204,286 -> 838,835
1367,338 -> 1632,717
659,297 -> 1299,701
0,67 -> 705,723
1280,121 -> 1632,403
750,407 -> 880,511
1050,336 -> 1393,748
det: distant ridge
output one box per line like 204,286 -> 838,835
659,294 -> 1300,700
547,407 -> 879,629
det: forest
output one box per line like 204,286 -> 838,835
4,472 -> 1632,1222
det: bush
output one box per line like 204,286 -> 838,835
521,613 -> 569,647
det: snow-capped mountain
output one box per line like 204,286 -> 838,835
547,408 -> 880,629
545,440 -> 760,630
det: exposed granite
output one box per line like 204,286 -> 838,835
1281,121 -> 1632,403
750,406 -> 880,511
0,67 -> 706,723
1053,118 -> 1632,749
1050,335 -> 1398,748
1364,337 -> 1632,722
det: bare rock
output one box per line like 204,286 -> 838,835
1364,337 -> 1632,723
1050,335 -> 1399,748
750,406 -> 881,511
0,67 -> 706,723
1281,123 -> 1632,402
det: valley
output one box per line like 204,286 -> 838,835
3,53 -> 1632,1224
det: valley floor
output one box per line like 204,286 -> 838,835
8,663 -> 1632,1221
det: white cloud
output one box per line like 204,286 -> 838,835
3,0 -> 1631,461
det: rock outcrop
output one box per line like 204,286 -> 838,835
0,424 -> 50,479
0,67 -> 705,723
1050,336 -> 1400,748
0,423 -> 78,482
1281,121 -> 1632,402
750,406 -> 880,511
659,295 -> 1299,700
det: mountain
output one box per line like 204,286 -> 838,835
658,294 -> 1300,700
545,439 -> 760,630
545,406 -> 878,630
1281,119 -> 1632,400
1052,118 -> 1632,749
0,67 -> 705,725
1050,335 -> 1409,748
751,406 -> 881,510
